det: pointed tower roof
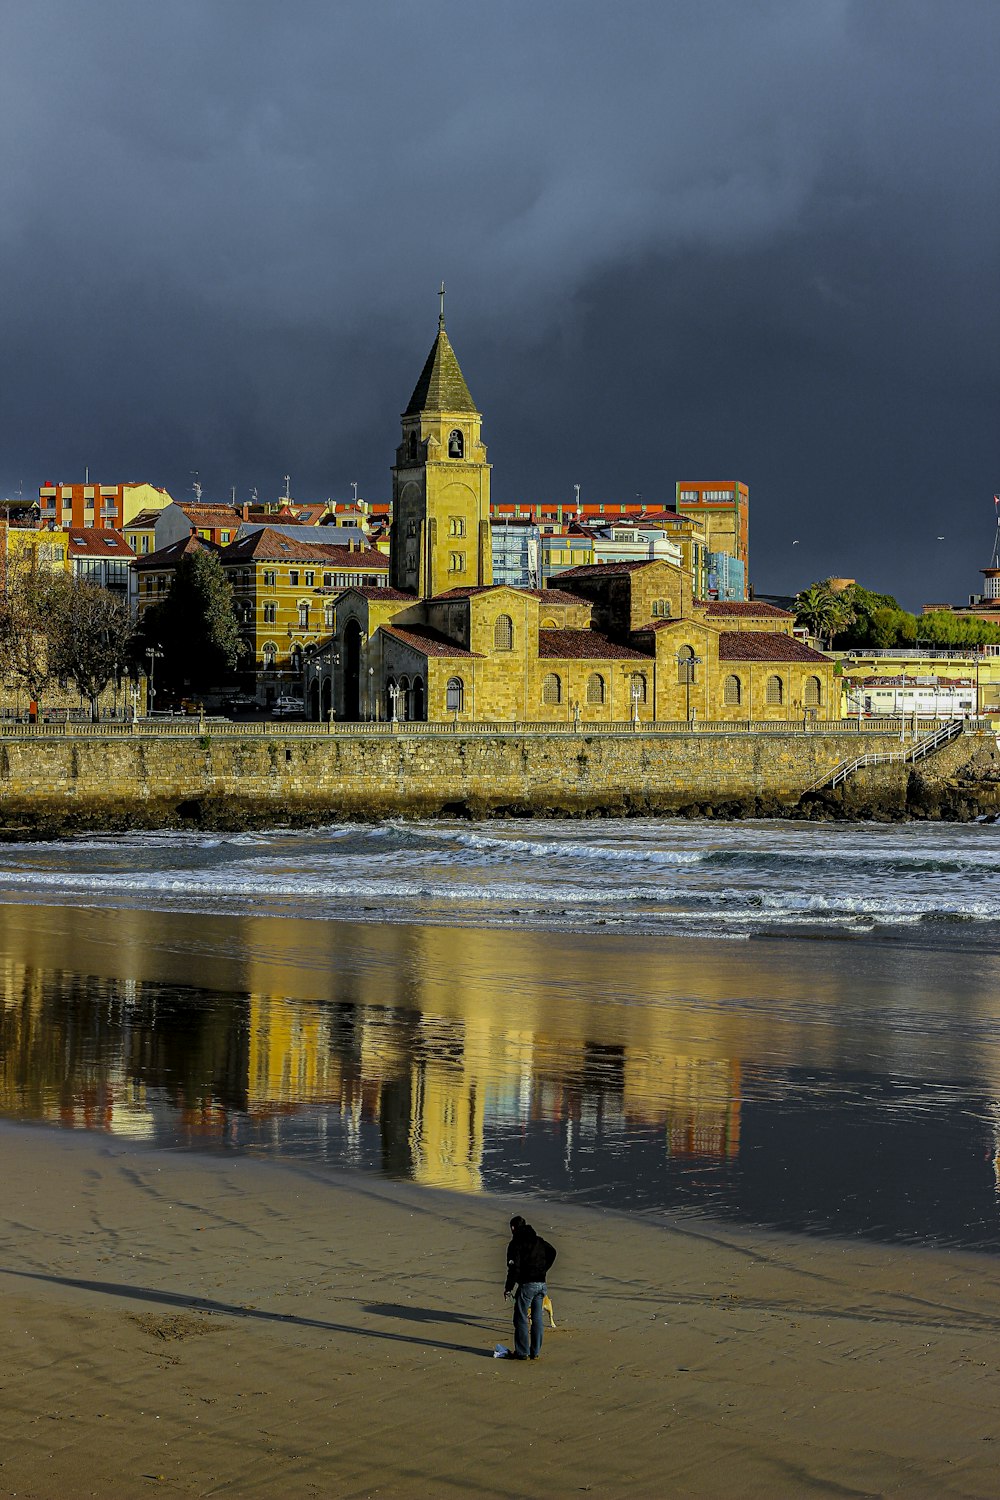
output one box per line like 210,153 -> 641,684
403,318 -> 478,417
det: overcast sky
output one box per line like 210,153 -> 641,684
2,0 -> 998,605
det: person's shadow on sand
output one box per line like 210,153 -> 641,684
1,1269 -> 495,1358
363,1301 -> 494,1331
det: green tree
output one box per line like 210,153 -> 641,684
141,550 -> 245,694
794,581 -> 856,648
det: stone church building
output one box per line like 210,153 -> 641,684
328,313 -> 834,724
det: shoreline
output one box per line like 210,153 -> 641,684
0,774 -> 997,839
2,1121 -> 1000,1498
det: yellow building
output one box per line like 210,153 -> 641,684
133,525 -> 388,702
328,310 -> 835,724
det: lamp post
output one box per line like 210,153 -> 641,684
368,665 -> 375,721
328,650 -> 339,728
631,679 -> 641,727
145,646 -> 163,717
389,682 -> 401,723
675,651 -> 703,722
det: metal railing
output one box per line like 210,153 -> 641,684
0,715 -> 979,742
805,718 -> 970,793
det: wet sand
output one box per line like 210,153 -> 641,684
1,1125 -> 999,1498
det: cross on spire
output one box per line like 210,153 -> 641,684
438,280 -> 446,329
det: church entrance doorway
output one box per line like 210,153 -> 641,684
344,620 -> 363,720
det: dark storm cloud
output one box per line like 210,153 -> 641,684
2,0 -> 998,603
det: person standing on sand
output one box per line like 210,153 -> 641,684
503,1215 -> 556,1360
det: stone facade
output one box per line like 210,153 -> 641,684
323,314 -> 836,726
0,724 -> 968,829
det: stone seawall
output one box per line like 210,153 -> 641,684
0,724 -> 994,832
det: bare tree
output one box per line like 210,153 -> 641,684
0,551 -> 66,709
50,579 -> 138,721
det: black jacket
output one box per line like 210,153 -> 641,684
504,1222 -> 557,1294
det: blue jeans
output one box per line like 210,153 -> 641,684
513,1281 -> 546,1358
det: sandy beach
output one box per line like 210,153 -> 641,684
0,1124 -> 998,1499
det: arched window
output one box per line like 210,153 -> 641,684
804,675 -> 822,707
412,677 -> 425,721
446,676 -> 464,712
398,675 -> 411,721
586,672 -> 605,705
540,617 -> 558,629
290,644 -> 303,673
494,614 -> 514,650
630,672 -> 647,703
262,642 -> 277,669
677,645 -> 696,685
542,672 -> 562,705
448,428 -> 464,459
407,432 -> 418,461
652,599 -> 671,618
724,674 -> 742,706
766,675 -> 784,706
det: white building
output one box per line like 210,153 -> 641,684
844,674 -> 977,719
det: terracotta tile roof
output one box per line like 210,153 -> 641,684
538,629 -> 652,661
221,527 -> 388,566
338,585 -> 412,600
432,585 -> 504,599
529,588 -> 589,604
176,505 -> 242,528
134,534 -> 222,568
717,633 -> 831,663
700,600 -> 791,618
382,624 -> 482,658
67,528 -> 135,558
556,559 -> 661,579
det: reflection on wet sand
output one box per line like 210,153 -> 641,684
0,906 -> 745,1193
1,900 -> 1000,1245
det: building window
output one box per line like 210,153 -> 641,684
542,673 -> 561,705
448,429 -> 464,459
804,675 -> 822,707
323,572 -> 333,587
305,571 -> 314,586
677,645 -> 696,685
724,674 -> 742,706
298,602 -> 309,628
494,614 -> 513,650
324,602 -> 334,628
221,531 -> 230,544
651,599 -> 671,618
289,570 -> 299,586
448,516 -> 465,537
446,676 -> 464,713
586,673 -> 605,705
448,551 -> 465,572
263,602 -> 277,624
630,672 -> 647,704
263,570 -> 277,588
263,642 -> 277,669
766,675 -> 784,706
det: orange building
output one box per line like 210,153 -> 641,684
37,481 -> 173,531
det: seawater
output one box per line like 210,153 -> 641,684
0,818 -> 999,1250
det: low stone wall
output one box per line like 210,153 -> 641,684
0,723 -> 993,832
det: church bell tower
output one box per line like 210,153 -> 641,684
390,289 -> 492,598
